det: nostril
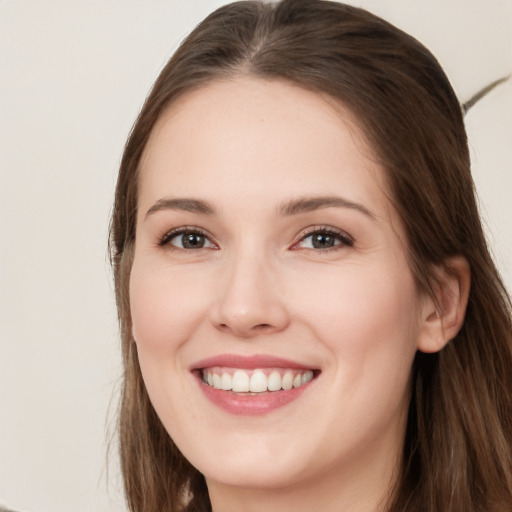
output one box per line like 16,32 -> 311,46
216,322 -> 276,336
254,323 -> 273,331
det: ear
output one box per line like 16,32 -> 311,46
417,256 -> 471,353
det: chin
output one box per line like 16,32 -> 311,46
176,428 -> 314,490
201,455 -> 309,490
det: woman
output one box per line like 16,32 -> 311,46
110,1 -> 512,510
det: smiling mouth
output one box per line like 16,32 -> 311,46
192,355 -> 320,414
200,367 -> 318,394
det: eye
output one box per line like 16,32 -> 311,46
160,228 -> 216,250
294,227 -> 354,250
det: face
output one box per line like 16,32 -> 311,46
130,77 -> 428,499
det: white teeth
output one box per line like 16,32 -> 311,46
249,370 -> 267,392
302,370 -> 314,384
267,370 -> 282,391
221,372 -> 232,391
203,368 -> 315,393
232,370 -> 250,392
282,372 -> 293,390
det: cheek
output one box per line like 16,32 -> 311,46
129,260 -> 212,355
292,264 -> 420,458
293,261 -> 420,380
128,260 -> 214,428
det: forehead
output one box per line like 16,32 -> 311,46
138,76 -> 392,218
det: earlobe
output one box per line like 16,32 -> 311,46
417,256 -> 471,354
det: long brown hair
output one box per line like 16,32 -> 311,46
109,1 -> 512,510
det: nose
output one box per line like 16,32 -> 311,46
210,252 -> 290,339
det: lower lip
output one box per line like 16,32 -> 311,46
196,376 -> 313,416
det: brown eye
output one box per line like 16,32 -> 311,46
163,229 -> 215,249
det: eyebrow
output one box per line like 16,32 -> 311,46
145,198 -> 215,218
144,195 -> 375,220
278,196 -> 376,219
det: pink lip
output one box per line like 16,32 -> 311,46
191,354 -> 319,416
198,382 -> 311,416
191,354 -> 316,371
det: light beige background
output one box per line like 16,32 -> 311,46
0,1 -> 510,511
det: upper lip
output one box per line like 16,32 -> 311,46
191,354 -> 318,371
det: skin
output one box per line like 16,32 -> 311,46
129,77 -> 459,512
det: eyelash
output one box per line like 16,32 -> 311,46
158,226 -> 354,251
